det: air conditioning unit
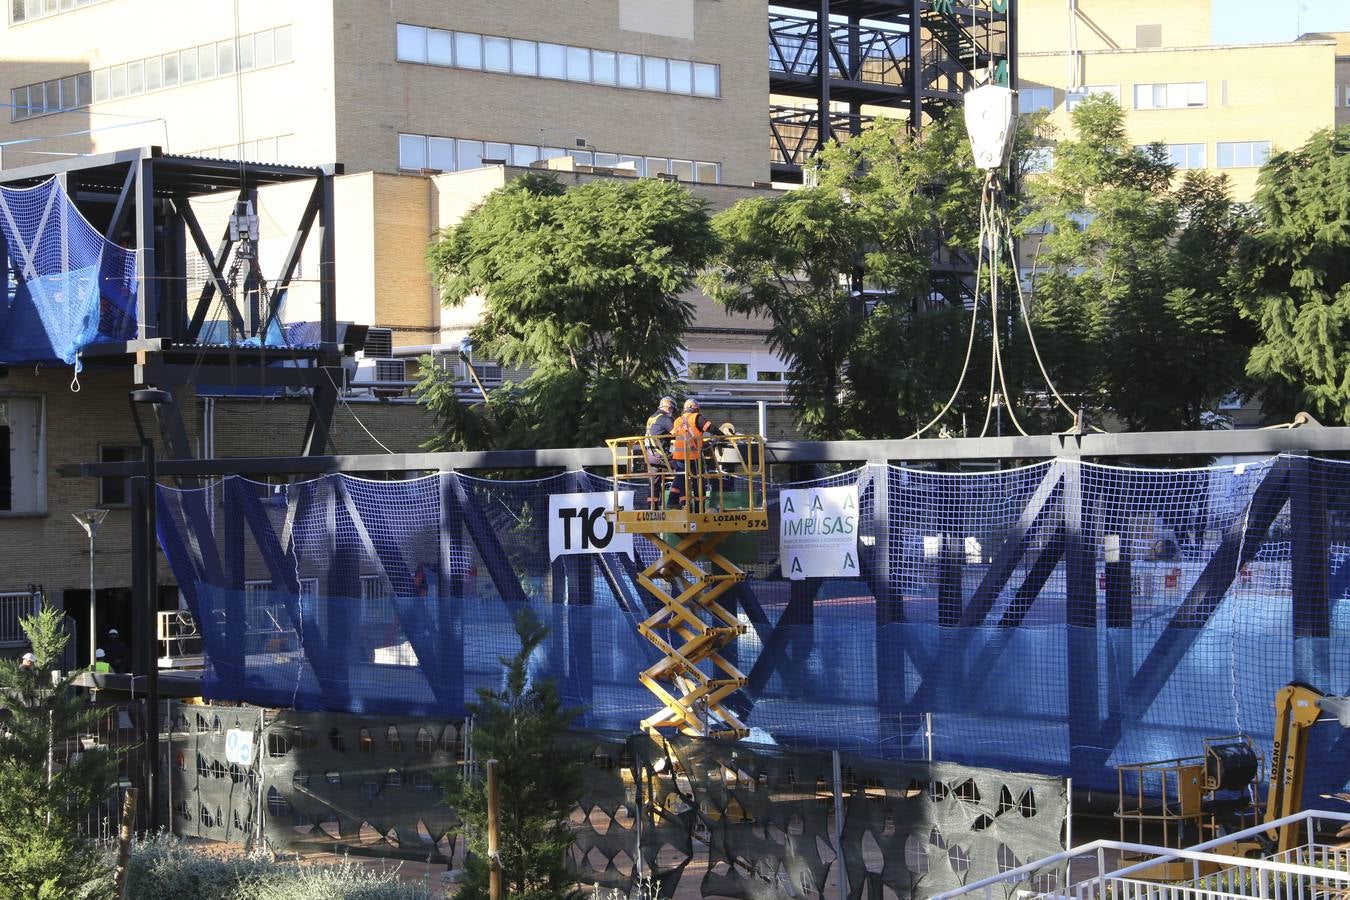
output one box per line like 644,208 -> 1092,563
374,359 -> 406,382
363,327 -> 393,359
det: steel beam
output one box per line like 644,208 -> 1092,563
176,195 -> 247,339
103,161 -> 138,243
61,426 -> 1350,480
134,158 -> 158,339
261,177 -> 322,338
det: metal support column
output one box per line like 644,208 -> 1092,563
317,171 -> 337,345
1291,455 -> 1331,685
134,156 -> 158,339
816,0 -> 832,149
142,441 -> 162,831
908,0 -> 924,128
1063,457 -> 1101,778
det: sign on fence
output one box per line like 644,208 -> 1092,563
548,491 -> 635,561
224,728 -> 255,765
779,485 -> 859,579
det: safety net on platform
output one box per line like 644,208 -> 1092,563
0,177 -> 137,366
154,455 -> 1350,792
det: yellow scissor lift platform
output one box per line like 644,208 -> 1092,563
606,431 -> 768,740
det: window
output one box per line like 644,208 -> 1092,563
510,39 -> 536,76
566,46 -> 590,81
10,0 -> 110,23
398,133 -> 427,170
1216,140 -> 1271,169
9,87 -> 28,121
756,371 -> 784,382
512,144 -> 538,166
427,136 -> 455,170
197,44 -> 216,79
143,59 -> 160,91
688,361 -> 748,381
1163,143 -> 1205,169
396,23 -> 427,63
109,64 -> 127,98
592,50 -> 617,85
361,575 -> 392,620
238,34 -> 254,70
668,59 -> 692,94
455,32 -> 482,69
180,47 -> 197,83
457,139 -> 484,169
423,28 -> 450,65
161,53 -> 178,87
618,53 -> 641,87
1133,81 -> 1206,110
217,39 -> 235,75
254,29 -> 275,68
1065,84 -> 1118,111
273,25 -> 292,63
642,56 -> 667,91
539,42 -> 566,78
0,397 -> 44,515
1025,146 -> 1054,173
484,141 -> 510,163
483,36 -> 510,72
693,63 -> 718,97
695,162 -> 719,184
1020,86 -> 1053,113
98,445 -> 138,506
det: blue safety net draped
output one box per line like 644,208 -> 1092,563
0,177 -> 137,367
154,455 -> 1350,793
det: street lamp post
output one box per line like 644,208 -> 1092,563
72,508 -> 109,666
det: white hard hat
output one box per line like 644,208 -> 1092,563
95,648 -> 106,659
107,628 -> 119,637
20,652 -> 36,663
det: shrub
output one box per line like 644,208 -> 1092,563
125,833 -> 438,900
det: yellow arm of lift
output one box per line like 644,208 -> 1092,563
1263,682 -> 1350,854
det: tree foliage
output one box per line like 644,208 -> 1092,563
702,115 -> 986,439
1236,126 -> 1350,424
443,609 -> 584,900
419,173 -> 716,449
1021,95 -> 1253,430
0,607 -> 118,899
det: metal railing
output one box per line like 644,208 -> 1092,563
0,590 -> 40,647
935,809 -> 1350,900
157,609 -> 201,662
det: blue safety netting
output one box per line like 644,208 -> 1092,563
154,455 -> 1350,793
0,177 -> 138,367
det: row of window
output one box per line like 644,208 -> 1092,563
1338,84 -> 1350,107
686,362 -> 785,383
10,25 -> 292,121
9,0 -> 108,24
1020,81 -> 1207,115
1026,140 -> 1272,174
397,132 -> 722,184
395,23 -> 720,98
187,133 -> 297,165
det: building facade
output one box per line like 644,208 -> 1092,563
1016,0 -> 1337,199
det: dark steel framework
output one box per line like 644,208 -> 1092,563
0,146 -> 362,458
768,0 -> 1014,182
66,421 -> 1350,817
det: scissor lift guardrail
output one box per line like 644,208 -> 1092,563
606,432 -> 767,740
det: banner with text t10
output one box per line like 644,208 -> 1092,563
779,484 -> 859,579
548,491 -> 635,561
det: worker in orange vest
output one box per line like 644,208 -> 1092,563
670,398 -> 715,509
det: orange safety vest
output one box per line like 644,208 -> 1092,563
671,412 -> 708,461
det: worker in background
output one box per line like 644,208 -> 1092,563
643,396 -> 678,507
90,648 -> 111,674
103,628 -> 129,673
18,652 -> 36,672
671,398 -> 716,510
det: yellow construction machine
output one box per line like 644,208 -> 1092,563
605,426 -> 768,740
1117,682 -> 1350,872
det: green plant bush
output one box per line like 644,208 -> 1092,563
125,833 -> 438,900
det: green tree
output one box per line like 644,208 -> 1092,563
418,173 -> 717,450
701,115 -> 986,439
1237,126 -> 1350,424
444,609 -> 584,900
0,607 -> 118,899
1021,95 -> 1252,429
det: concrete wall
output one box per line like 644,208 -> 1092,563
1018,0 -> 1212,54
330,0 -> 767,184
0,369 -> 194,595
0,0 -> 337,167
1019,40 -> 1335,199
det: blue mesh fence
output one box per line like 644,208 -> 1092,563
0,177 -> 138,366
154,455 -> 1350,793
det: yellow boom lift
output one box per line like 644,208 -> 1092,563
606,427 -> 767,740
1118,682 -> 1350,873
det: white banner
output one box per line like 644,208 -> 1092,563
779,485 -> 860,579
548,491 -> 635,561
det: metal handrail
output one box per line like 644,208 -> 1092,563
934,809 -> 1350,900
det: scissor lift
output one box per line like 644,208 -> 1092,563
605,431 -> 768,739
